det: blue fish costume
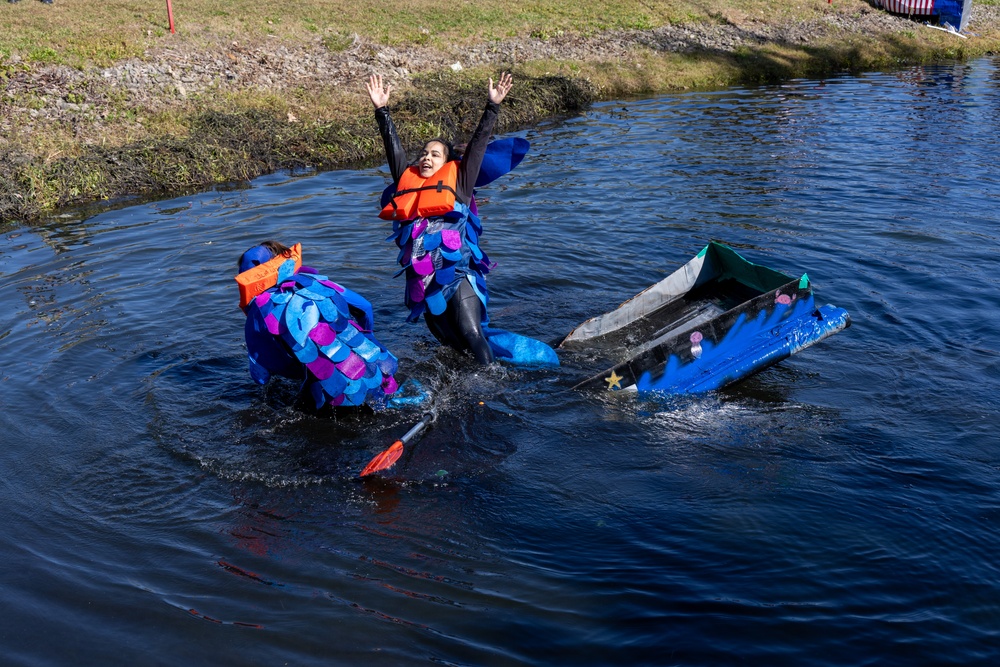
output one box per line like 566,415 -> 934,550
237,243 -> 400,409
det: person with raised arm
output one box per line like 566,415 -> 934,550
366,72 -> 513,365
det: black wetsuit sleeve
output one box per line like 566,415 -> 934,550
456,100 -> 500,203
375,106 -> 409,185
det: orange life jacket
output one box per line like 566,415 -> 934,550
379,161 -> 458,221
235,243 -> 302,310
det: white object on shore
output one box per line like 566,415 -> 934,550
926,22 -> 968,38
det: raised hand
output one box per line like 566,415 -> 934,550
488,72 -> 513,105
366,73 -> 392,109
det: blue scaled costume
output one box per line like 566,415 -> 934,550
374,101 -> 504,364
237,244 -> 400,409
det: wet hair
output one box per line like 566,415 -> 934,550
422,138 -> 457,162
236,240 -> 292,272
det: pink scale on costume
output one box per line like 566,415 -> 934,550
264,313 -> 280,335
408,279 -> 426,303
411,253 -> 435,276
382,376 -> 399,395
309,322 -> 336,345
306,356 -> 336,380
335,352 -> 367,381
254,292 -> 271,307
440,229 -> 462,250
319,279 -> 345,293
411,219 -> 427,239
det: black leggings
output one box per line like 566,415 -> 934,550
424,279 -> 494,364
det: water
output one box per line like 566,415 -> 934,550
2,58 -> 999,665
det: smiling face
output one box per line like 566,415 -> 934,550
417,141 -> 449,178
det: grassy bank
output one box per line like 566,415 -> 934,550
2,0 -> 998,225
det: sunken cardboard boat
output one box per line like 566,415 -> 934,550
559,242 -> 851,395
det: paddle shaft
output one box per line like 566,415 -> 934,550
399,412 -> 434,445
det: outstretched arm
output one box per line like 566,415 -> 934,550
367,74 -> 408,184
457,73 -> 514,202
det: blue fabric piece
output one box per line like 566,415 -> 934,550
353,338 -> 382,362
319,338 -> 351,363
425,290 -> 447,315
292,338 -> 319,364
475,137 -> 529,187
244,307 -> 302,384
248,355 -> 271,385
239,245 -> 275,273
376,353 -> 398,376
276,258 -> 297,285
435,265 -> 456,286
314,296 -> 342,324
935,0 -> 970,30
484,327 -> 560,367
309,379 -> 327,410
339,287 -> 375,332
319,372 -> 348,398
338,323 -> 364,347
423,231 -> 442,251
439,247 -> 464,262
281,296 -> 309,347
364,368 -> 384,390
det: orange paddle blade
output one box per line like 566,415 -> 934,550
359,440 -> 404,477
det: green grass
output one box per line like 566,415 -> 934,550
0,0 -> 867,68
2,0 -> 998,225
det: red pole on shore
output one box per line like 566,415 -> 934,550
166,0 -> 176,33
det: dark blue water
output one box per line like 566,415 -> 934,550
2,58 -> 999,665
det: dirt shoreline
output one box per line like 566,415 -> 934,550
2,4 -> 998,226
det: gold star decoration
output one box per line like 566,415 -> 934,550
605,370 -> 623,390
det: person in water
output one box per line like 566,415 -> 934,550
366,72 -> 514,364
236,240 -> 399,410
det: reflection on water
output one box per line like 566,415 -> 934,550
1,57 -> 1000,665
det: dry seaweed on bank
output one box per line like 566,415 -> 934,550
389,70 -> 595,141
0,73 -> 595,227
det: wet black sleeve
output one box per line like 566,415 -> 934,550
375,106 -> 409,185
456,100 -> 500,203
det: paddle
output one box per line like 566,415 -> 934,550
359,411 -> 435,477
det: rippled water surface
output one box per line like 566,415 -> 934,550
2,58 -> 999,665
